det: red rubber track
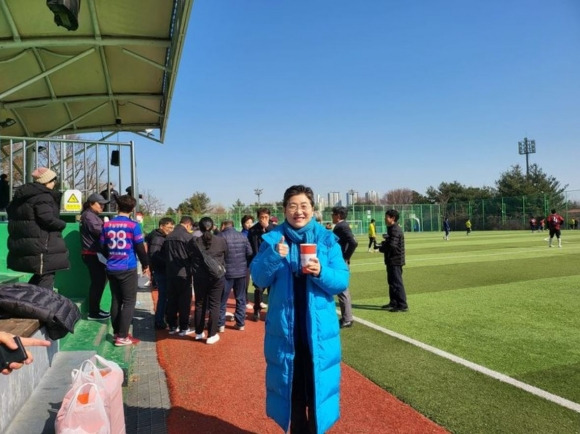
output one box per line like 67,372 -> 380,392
153,291 -> 448,433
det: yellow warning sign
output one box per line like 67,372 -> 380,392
63,189 -> 82,212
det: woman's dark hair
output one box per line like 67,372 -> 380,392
241,214 -> 253,226
199,216 -> 214,248
282,185 -> 314,208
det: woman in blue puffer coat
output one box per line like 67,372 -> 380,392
250,185 -> 350,433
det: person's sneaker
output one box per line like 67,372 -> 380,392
88,312 -> 111,321
225,312 -> 235,321
218,325 -> 225,333
195,332 -> 206,340
178,328 -> 195,337
168,327 -> 179,335
390,307 -> 409,313
253,312 -> 260,322
115,335 -> 140,346
234,324 -> 245,331
339,320 -> 353,328
206,334 -> 220,345
99,309 -> 110,316
381,304 -> 396,311
114,337 -> 132,346
260,302 -> 268,309
246,303 -> 253,309
126,334 -> 141,344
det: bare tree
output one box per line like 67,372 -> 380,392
212,204 -> 226,214
140,189 -> 165,216
383,188 -> 414,205
33,135 -> 104,196
1,135 -> 104,197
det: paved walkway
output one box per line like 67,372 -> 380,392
124,287 -> 170,434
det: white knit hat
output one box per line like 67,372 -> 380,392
32,167 -> 57,184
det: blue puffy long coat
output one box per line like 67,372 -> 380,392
250,223 -> 349,433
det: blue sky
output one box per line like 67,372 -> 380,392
135,0 -> 580,209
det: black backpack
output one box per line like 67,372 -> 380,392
193,238 -> 225,280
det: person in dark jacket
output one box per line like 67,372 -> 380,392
100,182 -> 119,212
190,216 -> 228,344
0,173 -> 10,212
217,220 -> 252,331
163,216 -> 195,336
248,207 -> 273,321
378,209 -> 408,312
7,167 -> 69,289
240,214 -> 254,308
146,217 -> 175,329
80,193 -> 110,320
443,217 -> 450,240
331,206 -> 358,328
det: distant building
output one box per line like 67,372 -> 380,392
347,191 -> 359,206
328,191 -> 341,207
365,190 -> 379,204
316,194 -> 326,210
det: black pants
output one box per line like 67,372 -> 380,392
194,276 -> 224,337
291,341 -> 316,434
253,286 -> 264,313
82,254 -> 108,316
29,272 -> 55,290
368,236 -> 377,249
166,276 -> 193,331
108,269 -> 138,338
386,264 -> 408,309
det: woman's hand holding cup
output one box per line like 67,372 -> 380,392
300,244 -> 319,276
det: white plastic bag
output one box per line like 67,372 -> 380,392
56,355 -> 125,434
55,382 -> 111,434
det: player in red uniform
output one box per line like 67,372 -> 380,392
547,209 -> 564,248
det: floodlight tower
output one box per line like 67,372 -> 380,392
254,188 -> 263,205
518,137 -> 536,177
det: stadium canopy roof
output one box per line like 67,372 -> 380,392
0,0 -> 193,143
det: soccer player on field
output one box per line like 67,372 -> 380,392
547,209 -> 564,248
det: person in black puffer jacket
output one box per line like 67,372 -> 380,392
6,167 -> 69,290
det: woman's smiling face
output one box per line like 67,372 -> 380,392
284,193 -> 313,229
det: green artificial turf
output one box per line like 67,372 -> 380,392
342,230 -> 580,433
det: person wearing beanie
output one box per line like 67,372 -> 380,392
7,167 -> 69,289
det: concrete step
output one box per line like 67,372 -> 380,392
59,317 -> 135,379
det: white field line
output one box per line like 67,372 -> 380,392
352,245 -> 579,267
352,315 -> 580,413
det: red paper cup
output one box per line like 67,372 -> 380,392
300,244 -> 317,273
